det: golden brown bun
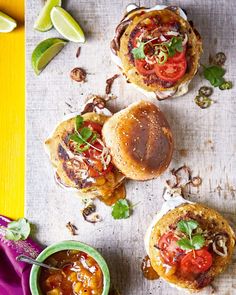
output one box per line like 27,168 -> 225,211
102,101 -> 173,180
149,203 -> 236,291
45,112 -> 125,200
118,8 -> 202,93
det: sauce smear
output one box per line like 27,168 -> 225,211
141,255 -> 159,280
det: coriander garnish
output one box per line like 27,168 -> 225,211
132,36 -> 183,64
111,200 -> 140,220
177,219 -> 205,250
0,218 -> 31,241
203,65 -> 225,87
70,115 -> 102,153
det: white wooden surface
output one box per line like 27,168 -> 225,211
26,1 -> 236,294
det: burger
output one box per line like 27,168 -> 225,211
111,4 -> 202,100
45,109 -> 125,205
145,191 -> 235,291
45,100 -> 173,203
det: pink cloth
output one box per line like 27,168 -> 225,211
0,215 -> 41,295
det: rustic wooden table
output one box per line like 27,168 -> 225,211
26,1 -> 236,294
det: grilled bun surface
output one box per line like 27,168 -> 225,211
102,101 -> 173,180
149,203 -> 235,291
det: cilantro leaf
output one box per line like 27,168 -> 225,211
80,127 -> 92,141
75,115 -> 84,131
131,42 -> 146,59
167,37 -> 183,57
177,220 -> 198,236
4,218 -> 30,241
192,234 -> 205,250
69,133 -> 84,144
111,200 -> 130,219
203,65 -> 225,87
177,238 -> 195,250
176,220 -> 205,251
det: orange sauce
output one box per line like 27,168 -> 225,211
99,184 -> 126,206
39,250 -> 103,295
141,255 -> 159,280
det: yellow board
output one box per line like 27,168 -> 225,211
0,1 -> 25,219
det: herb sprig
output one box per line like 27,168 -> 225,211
0,218 -> 31,241
69,115 -> 101,153
111,200 -> 139,220
132,36 -> 183,64
177,220 -> 205,250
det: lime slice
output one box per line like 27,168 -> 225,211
50,6 -> 85,43
32,38 -> 68,75
34,0 -> 61,32
0,11 -> 17,33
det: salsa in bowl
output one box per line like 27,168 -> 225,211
30,241 -> 110,295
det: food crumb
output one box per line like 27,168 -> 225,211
70,67 -> 86,82
66,222 -> 78,235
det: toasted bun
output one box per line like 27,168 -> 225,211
45,112 -> 125,200
102,101 -> 173,180
149,203 -> 236,291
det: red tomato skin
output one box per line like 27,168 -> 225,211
80,121 -> 113,177
168,46 -> 186,63
154,58 -> 187,82
158,232 -> 183,266
135,59 -> 156,76
83,121 -> 102,134
180,249 -> 213,274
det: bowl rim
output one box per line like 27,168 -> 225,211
29,240 -> 110,295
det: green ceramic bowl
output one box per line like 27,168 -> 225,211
30,240 -> 110,295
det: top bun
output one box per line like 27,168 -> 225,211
102,101 -> 173,180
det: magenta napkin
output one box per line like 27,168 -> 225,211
0,215 -> 41,295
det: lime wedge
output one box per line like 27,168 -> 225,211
0,11 -> 17,33
32,38 -> 68,75
34,0 -> 61,32
50,6 -> 85,43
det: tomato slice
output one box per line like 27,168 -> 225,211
131,30 -> 142,47
180,249 -> 213,274
83,121 -> 102,134
135,59 -> 156,76
154,58 -> 187,82
80,122 -> 113,177
168,46 -> 186,63
158,232 -> 183,265
83,142 -> 113,177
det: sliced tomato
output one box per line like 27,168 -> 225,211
83,121 -> 102,134
83,141 -> 103,159
168,46 -> 186,63
154,58 -> 187,82
158,232 -> 183,265
83,142 -> 113,177
135,59 -> 156,76
180,249 -> 213,274
131,30 -> 142,47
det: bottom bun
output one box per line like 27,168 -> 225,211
149,203 -> 235,292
